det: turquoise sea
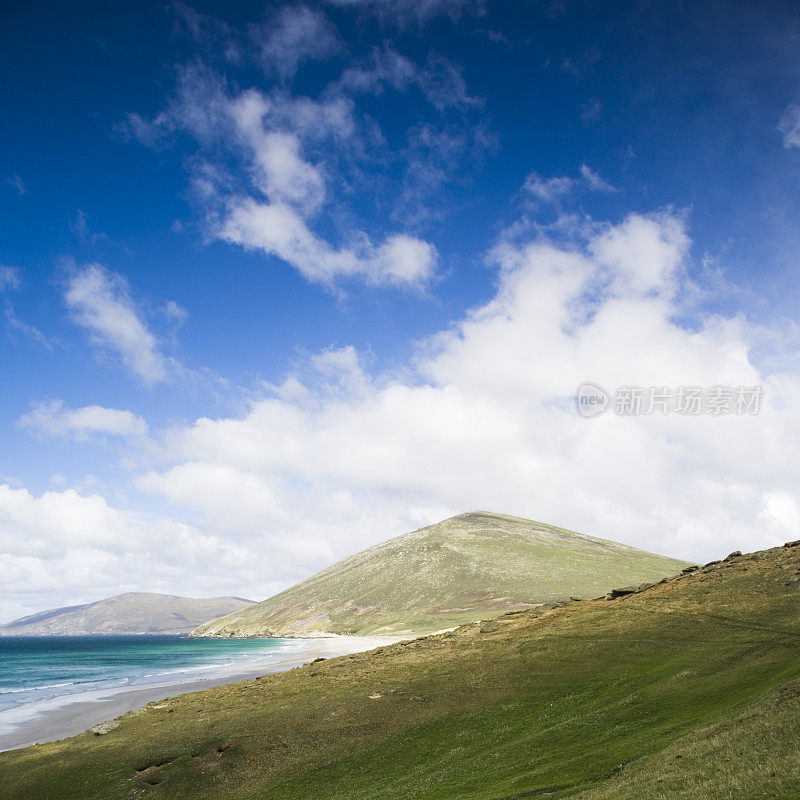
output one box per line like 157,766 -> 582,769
0,635 -> 305,719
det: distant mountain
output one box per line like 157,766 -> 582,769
0,593 -> 254,636
194,511 -> 692,637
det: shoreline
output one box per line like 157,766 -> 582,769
0,635 -> 407,753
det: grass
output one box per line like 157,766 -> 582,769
1,544 -> 799,800
573,680 -> 800,800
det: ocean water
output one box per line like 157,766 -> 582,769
0,635 -> 307,718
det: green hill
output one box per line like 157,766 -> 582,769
193,511 -> 691,637
4,540 -> 800,799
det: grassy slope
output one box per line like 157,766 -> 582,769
194,511 -> 691,636
574,680 -> 800,800
3,543 -> 800,800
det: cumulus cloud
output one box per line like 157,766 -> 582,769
126,210 -> 800,584
9,209 -> 800,617
0,484 -> 277,624
19,401 -> 148,442
63,265 -> 173,385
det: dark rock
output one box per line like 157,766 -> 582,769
311,657 -> 327,663
681,565 -> 700,574
704,560 -> 721,568
636,582 -> 656,592
724,551 -> 743,561
784,539 -> 800,548
609,586 -> 637,598
569,596 -> 584,602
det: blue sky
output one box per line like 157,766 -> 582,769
3,0 -> 800,620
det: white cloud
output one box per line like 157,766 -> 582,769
63,265 -> 172,385
523,172 -> 576,202
122,39 -> 463,289
779,103 -> 800,149
0,484 -> 276,624
219,197 -> 438,287
7,210 -> 800,618
589,210 -> 688,297
19,401 -> 148,442
230,91 -> 325,211
129,210 -> 800,583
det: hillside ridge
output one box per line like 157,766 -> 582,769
194,510 -> 692,637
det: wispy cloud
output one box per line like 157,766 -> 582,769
0,266 -> 59,349
63,264 -> 173,385
252,3 -> 340,80
523,165 -> 616,203
7,175 -> 28,196
523,173 -> 576,202
580,164 -> 616,192
4,303 -> 58,349
71,209 -> 109,245
121,32 -> 453,289
0,266 -> 21,291
325,0 -> 486,27
779,103 -> 800,149
334,47 -> 482,111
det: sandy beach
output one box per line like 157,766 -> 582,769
0,635 -> 402,752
